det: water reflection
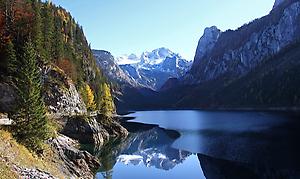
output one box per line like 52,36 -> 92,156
198,153 -> 300,179
92,124 -> 192,175
91,111 -> 300,179
117,127 -> 190,171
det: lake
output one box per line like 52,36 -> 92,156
93,110 -> 300,179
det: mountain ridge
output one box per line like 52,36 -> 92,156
116,0 -> 300,111
94,47 -> 192,91
186,0 -> 300,84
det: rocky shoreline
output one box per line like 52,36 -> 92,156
0,62 -> 130,178
13,166 -> 58,179
0,113 -> 129,179
48,114 -> 129,178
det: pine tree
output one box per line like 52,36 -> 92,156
53,15 -> 64,61
11,40 -> 50,152
41,2 -> 54,61
31,0 -> 44,59
5,40 -> 17,76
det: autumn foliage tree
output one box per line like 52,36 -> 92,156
0,0 -> 115,116
85,84 -> 96,111
56,58 -> 77,82
98,83 -> 115,116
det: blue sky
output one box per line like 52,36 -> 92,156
51,0 -> 275,60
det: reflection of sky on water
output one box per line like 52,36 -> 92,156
96,154 -> 206,179
96,110 -> 300,179
126,110 -> 286,132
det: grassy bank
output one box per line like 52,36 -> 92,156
0,129 -> 65,178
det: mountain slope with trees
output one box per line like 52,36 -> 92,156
0,0 -> 124,178
0,0 -> 114,114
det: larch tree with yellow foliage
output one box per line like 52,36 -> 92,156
99,83 -> 115,116
85,84 -> 96,111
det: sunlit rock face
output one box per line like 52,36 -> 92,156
194,26 -> 222,65
183,26 -> 221,83
0,65 -> 88,115
186,0 -> 300,84
93,50 -> 138,87
42,65 -> 87,115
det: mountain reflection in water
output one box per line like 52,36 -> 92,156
91,124 -> 191,172
88,111 -> 300,179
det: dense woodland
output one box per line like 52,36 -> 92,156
0,0 -> 114,152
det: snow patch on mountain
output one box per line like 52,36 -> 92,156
118,48 -> 192,90
116,54 -> 140,65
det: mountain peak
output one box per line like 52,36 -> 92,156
203,26 -> 220,35
194,26 -> 221,62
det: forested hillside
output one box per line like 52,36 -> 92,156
0,0 -> 114,113
0,0 -> 117,154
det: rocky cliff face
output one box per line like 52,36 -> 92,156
48,134 -> 100,179
184,26 -> 221,83
147,0 -> 300,109
0,65 -> 87,115
43,65 -> 87,116
187,0 -> 300,84
194,26 -> 221,64
0,83 -> 17,113
274,0 -> 286,9
93,50 -> 138,87
61,115 -> 128,148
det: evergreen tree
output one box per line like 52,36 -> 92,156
31,0 -> 44,59
53,15 -> 64,61
11,40 -> 50,152
41,2 -> 54,61
6,40 -> 17,76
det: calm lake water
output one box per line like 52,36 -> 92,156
93,110 -> 300,179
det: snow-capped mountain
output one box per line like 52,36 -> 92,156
116,54 -> 140,65
93,50 -> 138,87
119,47 -> 192,90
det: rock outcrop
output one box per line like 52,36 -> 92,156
184,26 -> 221,83
0,83 -> 17,113
273,0 -> 286,9
188,0 -> 300,83
13,166 -> 58,179
43,65 -> 87,116
93,50 -> 138,87
61,115 -> 128,148
48,134 -> 100,179
194,26 -> 222,64
0,64 -> 87,116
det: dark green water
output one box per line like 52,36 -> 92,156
92,110 -> 300,179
